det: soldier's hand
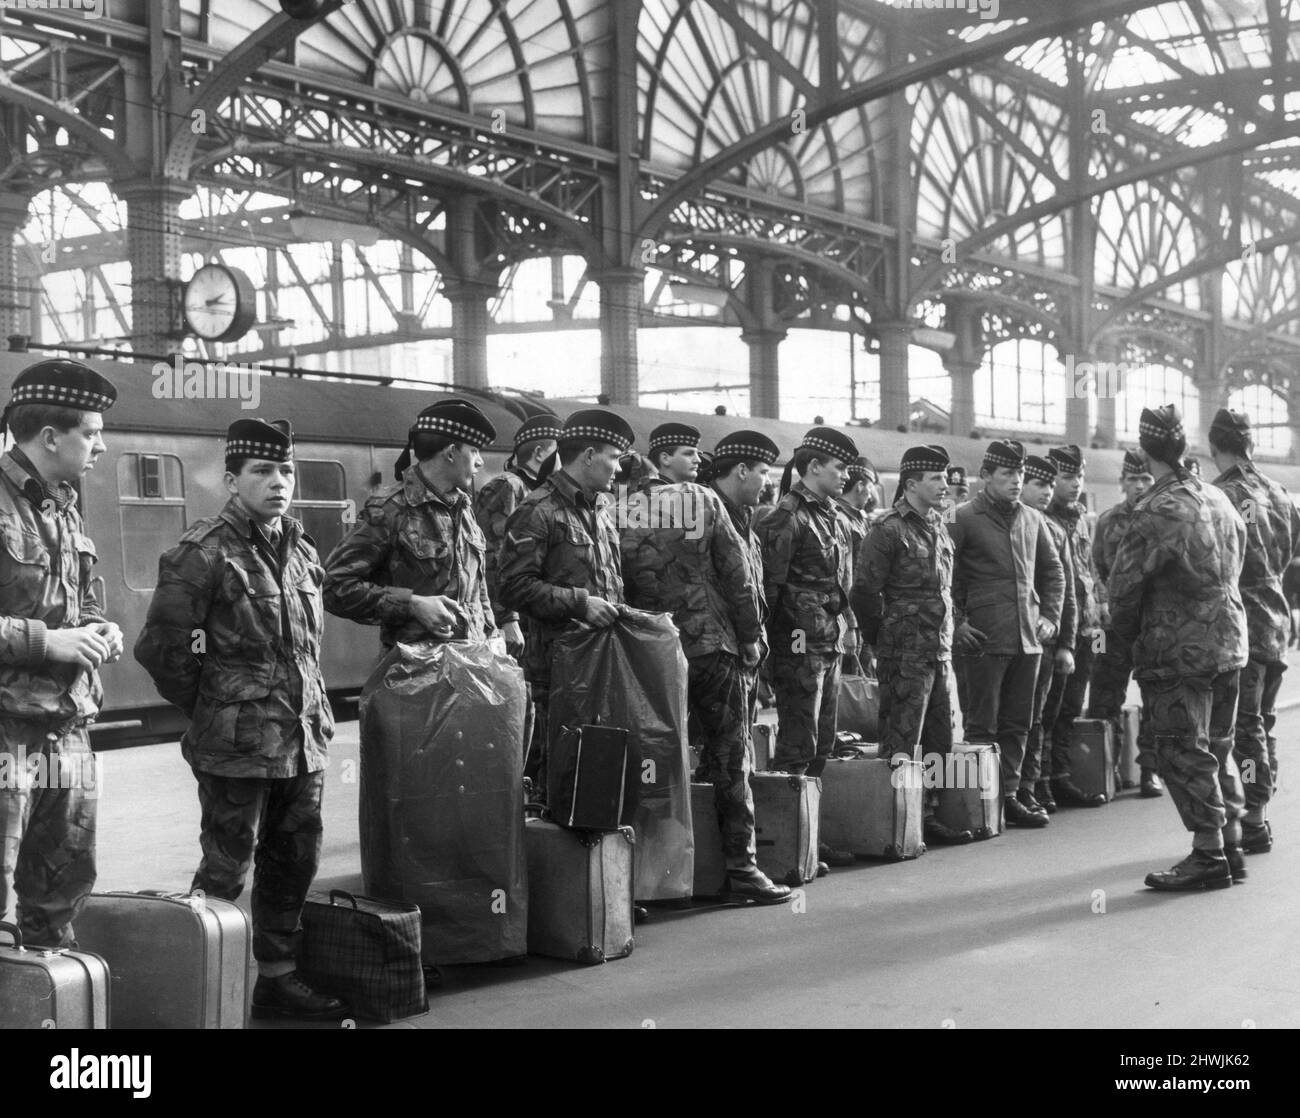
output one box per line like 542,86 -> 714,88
582,596 -> 620,627
412,594 -> 464,637
1034,618 -> 1057,643
502,620 -> 525,656
46,628 -> 112,670
955,621 -> 987,653
1054,647 -> 1075,675
87,621 -> 124,662
740,641 -> 761,670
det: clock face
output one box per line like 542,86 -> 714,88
183,264 -> 256,342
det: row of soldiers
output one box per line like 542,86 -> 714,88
3,359 -> 1292,1028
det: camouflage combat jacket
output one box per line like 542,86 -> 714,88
1091,500 -> 1137,615
1108,472 -> 1248,681
498,469 -> 624,689
714,486 -> 768,630
757,481 -> 852,656
134,498 -> 332,779
1047,498 -> 1100,634
1038,509 -> 1077,653
0,451 -> 105,726
620,481 -> 762,660
473,465 -> 539,628
1211,462 -> 1300,664
851,498 -> 953,664
835,497 -> 869,650
946,490 -> 1065,656
323,464 -> 494,649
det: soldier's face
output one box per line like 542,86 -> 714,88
808,457 -> 847,498
911,470 -> 948,509
1022,478 -> 1053,511
228,459 -> 296,524
984,466 -> 1023,502
739,461 -> 769,506
579,444 -> 622,492
446,442 -> 483,489
44,413 -> 106,483
661,445 -> 699,483
1122,474 -> 1153,503
1053,469 -> 1083,503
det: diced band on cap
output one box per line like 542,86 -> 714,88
413,413 -> 494,446
800,433 -> 857,460
1023,456 -> 1057,483
9,382 -> 116,411
225,438 -> 292,460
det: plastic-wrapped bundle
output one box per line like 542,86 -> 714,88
548,609 -> 694,901
358,640 -> 528,964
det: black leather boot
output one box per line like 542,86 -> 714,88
1144,850 -> 1232,892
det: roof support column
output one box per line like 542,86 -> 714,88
445,279 -> 494,390
877,321 -> 912,432
742,327 -> 785,419
598,268 -> 642,405
944,298 -> 983,438
0,193 -> 30,342
118,178 -> 191,358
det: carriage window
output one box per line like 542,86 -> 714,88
293,459 -> 349,560
118,454 -> 186,590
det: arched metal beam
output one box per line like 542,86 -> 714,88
636,0 -> 1165,239
0,80 -> 133,179
164,0 -> 349,181
659,232 -> 890,321
1092,227 -> 1300,339
192,139 -> 606,265
910,116 -> 1300,310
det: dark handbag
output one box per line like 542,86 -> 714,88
838,671 -> 880,741
298,890 -> 427,1023
548,723 -> 638,831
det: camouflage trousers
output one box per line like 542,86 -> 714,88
1021,644 -> 1059,789
1235,657 -> 1285,823
0,719 -> 96,949
962,651 -> 1040,795
1087,631 -> 1155,773
191,768 -> 325,967
689,652 -> 758,870
877,658 -> 953,820
770,649 -> 841,779
1044,633 -> 1097,783
1139,671 -> 1244,852
952,648 -> 972,733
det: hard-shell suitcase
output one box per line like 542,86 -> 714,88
838,673 -> 880,740
690,783 -> 727,896
751,724 -> 775,772
935,742 -> 1002,840
523,818 -> 634,965
1118,705 -> 1142,789
548,724 -> 638,831
1069,718 -> 1116,802
751,772 -> 821,885
0,922 -> 109,1030
820,756 -> 925,860
74,890 -> 250,1029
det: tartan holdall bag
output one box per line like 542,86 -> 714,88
298,889 -> 427,1023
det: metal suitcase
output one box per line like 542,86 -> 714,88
74,890 -> 250,1029
0,922 -> 109,1030
1068,718 -> 1116,803
820,756 -> 925,860
751,724 -> 775,772
1118,705 -> 1142,789
935,742 -> 1003,840
524,819 -> 634,966
751,772 -> 821,885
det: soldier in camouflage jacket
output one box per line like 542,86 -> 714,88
1109,405 -> 1247,892
136,418 -> 345,1020
0,360 -> 119,951
1208,408 -> 1300,852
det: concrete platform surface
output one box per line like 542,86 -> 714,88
92,670 -> 1300,1030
